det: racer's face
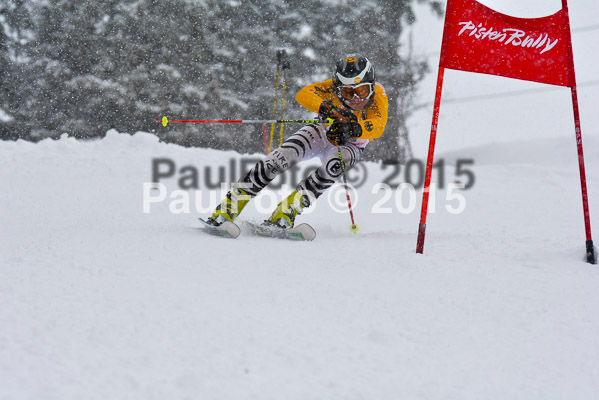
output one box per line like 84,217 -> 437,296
338,82 -> 373,110
339,83 -> 372,100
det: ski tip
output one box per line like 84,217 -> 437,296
162,116 -> 168,127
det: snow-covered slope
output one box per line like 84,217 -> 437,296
1,130 -> 598,398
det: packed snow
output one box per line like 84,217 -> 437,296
1,130 -> 598,398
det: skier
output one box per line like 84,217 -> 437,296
207,53 -> 389,229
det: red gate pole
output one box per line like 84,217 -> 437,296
562,0 -> 596,264
416,66 -> 446,254
570,85 -> 595,264
262,123 -> 269,154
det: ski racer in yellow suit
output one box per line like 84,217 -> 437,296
208,53 -> 389,229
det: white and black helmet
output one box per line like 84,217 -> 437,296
332,53 -> 375,108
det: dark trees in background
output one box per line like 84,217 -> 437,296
0,0 -> 442,162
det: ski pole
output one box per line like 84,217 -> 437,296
269,57 -> 281,153
158,116 -> 329,127
278,68 -> 287,148
274,50 -> 291,150
337,146 -> 359,233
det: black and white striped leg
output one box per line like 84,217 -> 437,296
297,144 -> 362,202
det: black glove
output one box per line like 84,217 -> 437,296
318,100 -> 334,122
330,107 -> 357,124
327,121 -> 362,145
319,102 -> 357,125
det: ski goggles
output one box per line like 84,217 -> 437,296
339,82 -> 374,100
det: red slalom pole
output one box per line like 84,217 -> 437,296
562,0 -> 596,264
262,123 -> 269,154
416,66 -> 446,254
570,85 -> 595,264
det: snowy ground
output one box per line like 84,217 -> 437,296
1,130 -> 598,398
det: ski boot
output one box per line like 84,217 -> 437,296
266,190 -> 309,229
207,185 -> 252,226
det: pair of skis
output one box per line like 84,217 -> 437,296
198,218 -> 316,241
